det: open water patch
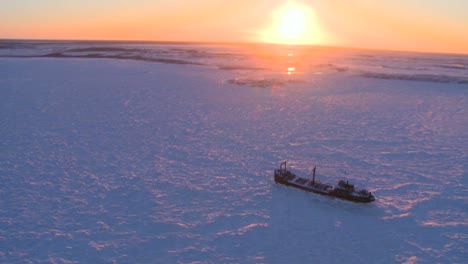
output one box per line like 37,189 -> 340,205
226,77 -> 306,88
358,71 -> 468,84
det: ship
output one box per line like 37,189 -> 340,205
274,161 -> 375,203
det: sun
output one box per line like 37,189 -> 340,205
260,1 -> 320,45
278,4 -> 307,40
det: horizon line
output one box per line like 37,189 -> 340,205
1,37 -> 467,56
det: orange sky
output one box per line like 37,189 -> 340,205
2,0 -> 468,54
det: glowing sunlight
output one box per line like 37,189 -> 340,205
260,1 -> 321,45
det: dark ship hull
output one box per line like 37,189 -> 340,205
274,162 -> 375,203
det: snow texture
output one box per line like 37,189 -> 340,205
0,41 -> 467,263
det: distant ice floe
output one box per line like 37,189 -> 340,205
0,43 -> 244,67
45,51 -> 202,65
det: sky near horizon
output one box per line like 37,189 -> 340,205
1,0 -> 468,54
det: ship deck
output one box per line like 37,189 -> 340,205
279,173 -> 333,194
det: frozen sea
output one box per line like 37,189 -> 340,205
0,40 -> 467,263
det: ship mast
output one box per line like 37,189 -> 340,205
312,166 -> 316,184
280,161 -> 287,172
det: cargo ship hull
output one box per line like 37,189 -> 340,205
274,162 -> 375,203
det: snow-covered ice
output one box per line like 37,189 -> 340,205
0,41 -> 467,263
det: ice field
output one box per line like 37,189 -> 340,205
0,41 -> 467,263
